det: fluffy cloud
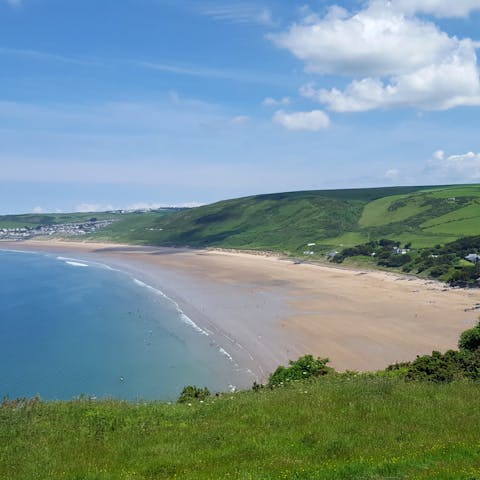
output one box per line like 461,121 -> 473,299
426,151 -> 480,180
272,1 -> 480,112
273,109 -> 330,131
270,4 -> 457,77
6,0 -> 22,7
392,0 -> 480,18
307,44 -> 480,111
32,206 -> 44,214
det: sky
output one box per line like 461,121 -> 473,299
1,0 -> 480,213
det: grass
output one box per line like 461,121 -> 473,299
359,194 -> 430,227
2,376 -> 480,479
84,211 -> 178,244
4,184 -> 480,253
87,185 -> 461,253
82,184 -> 480,253
0,212 -> 119,229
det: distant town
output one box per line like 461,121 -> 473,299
0,219 -> 115,241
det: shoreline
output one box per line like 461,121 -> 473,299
2,238 -> 480,381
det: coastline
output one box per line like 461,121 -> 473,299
2,238 -> 480,381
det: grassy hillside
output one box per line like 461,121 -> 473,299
2,376 -> 480,479
4,185 -> 480,254
87,184 -> 480,254
0,210 -> 184,230
0,212 -> 120,229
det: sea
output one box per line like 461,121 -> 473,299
0,249 -> 250,401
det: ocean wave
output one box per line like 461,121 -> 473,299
57,256 -> 117,271
218,347 -> 234,362
132,278 -> 210,336
65,261 -> 89,267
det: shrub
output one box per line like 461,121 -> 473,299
405,350 -> 466,383
268,355 -> 333,387
378,254 -> 411,268
177,385 -> 211,403
459,322 -> 480,352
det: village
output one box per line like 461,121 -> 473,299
0,219 -> 115,241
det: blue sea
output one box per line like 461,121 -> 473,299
0,249 -> 249,401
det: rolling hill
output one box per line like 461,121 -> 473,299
86,184 -> 480,254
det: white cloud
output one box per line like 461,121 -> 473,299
272,1 -> 480,112
273,109 -> 330,131
392,0 -> 480,18
426,150 -> 480,180
262,96 -> 291,107
32,206 -> 44,214
270,4 -> 456,77
309,45 -> 480,111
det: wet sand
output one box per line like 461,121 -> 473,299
2,239 -> 479,381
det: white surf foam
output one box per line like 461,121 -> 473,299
65,261 -> 89,267
218,347 -> 234,362
56,256 -> 118,271
132,278 -> 210,336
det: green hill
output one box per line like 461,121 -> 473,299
3,184 -> 480,255
88,184 -> 480,253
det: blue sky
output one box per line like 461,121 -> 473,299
1,0 -> 480,213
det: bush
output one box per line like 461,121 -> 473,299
177,385 -> 211,403
405,350 -> 466,383
268,355 -> 333,387
378,254 -> 411,268
448,266 -> 478,287
459,322 -> 480,352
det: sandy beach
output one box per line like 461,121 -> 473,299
2,239 -> 479,381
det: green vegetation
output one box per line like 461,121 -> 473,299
78,184 -> 480,255
83,210 -> 181,243
3,324 -> 480,479
0,212 -> 120,229
267,355 -> 333,386
177,385 -> 211,404
334,235 -> 480,286
2,379 -> 480,479
4,185 -> 480,257
5,184 -> 480,285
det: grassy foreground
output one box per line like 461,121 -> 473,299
2,376 -> 480,479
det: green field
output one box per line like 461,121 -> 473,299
0,212 -> 120,229
2,376 -> 480,479
4,184 -> 480,255
82,184 -> 480,254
